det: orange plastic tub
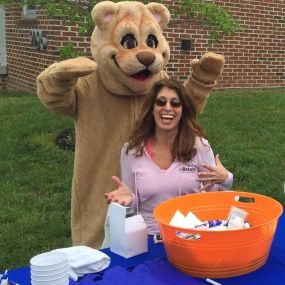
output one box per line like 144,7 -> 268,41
153,191 -> 283,278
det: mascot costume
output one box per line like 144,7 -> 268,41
37,1 -> 225,248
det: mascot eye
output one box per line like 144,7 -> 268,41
121,34 -> 137,49
146,35 -> 158,48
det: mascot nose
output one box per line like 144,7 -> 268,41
137,52 -> 155,67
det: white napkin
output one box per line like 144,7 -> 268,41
169,210 -> 202,229
52,246 -> 111,281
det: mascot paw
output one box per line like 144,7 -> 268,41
51,57 -> 97,80
191,52 -> 225,84
38,57 -> 97,89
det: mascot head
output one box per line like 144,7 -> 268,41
91,1 -> 170,96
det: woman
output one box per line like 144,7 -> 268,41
105,78 -> 233,234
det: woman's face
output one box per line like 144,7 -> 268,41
153,86 -> 183,133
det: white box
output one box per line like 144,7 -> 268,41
108,202 -> 148,258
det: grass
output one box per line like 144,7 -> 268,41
0,90 -> 74,271
0,87 -> 284,271
199,88 -> 285,203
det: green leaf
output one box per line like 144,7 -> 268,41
58,42 -> 82,60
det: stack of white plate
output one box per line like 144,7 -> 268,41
30,251 -> 69,285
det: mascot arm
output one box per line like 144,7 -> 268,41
37,57 -> 96,118
184,52 -> 225,114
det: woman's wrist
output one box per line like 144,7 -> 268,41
220,171 -> 233,189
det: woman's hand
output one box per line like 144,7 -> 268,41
196,154 -> 229,190
104,176 -> 133,206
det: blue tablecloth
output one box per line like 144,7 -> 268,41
6,209 -> 285,285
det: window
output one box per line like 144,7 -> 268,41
21,4 -> 37,20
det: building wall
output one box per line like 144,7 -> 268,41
2,0 -> 285,94
0,76 -> 7,89
3,5 -> 90,94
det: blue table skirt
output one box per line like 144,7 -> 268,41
7,209 -> 285,285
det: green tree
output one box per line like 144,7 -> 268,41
176,0 -> 240,45
0,0 -> 240,45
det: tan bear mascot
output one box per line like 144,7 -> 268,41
37,1 -> 224,249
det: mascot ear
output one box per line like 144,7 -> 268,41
91,1 -> 118,30
146,2 -> 170,29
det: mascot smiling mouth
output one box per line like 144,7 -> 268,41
112,55 -> 152,81
131,69 -> 152,81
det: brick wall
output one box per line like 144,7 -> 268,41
164,0 -> 285,88
3,5 -> 91,94
2,0 -> 285,94
0,75 -> 7,89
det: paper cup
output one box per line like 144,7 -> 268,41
31,272 -> 69,283
31,263 -> 68,276
31,268 -> 69,281
30,252 -> 68,271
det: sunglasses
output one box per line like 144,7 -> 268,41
154,97 -> 182,108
